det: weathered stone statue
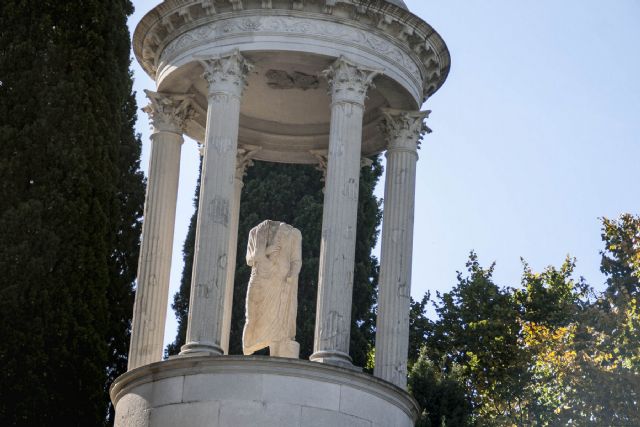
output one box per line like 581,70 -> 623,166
243,220 -> 302,358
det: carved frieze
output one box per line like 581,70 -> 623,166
160,15 -> 420,82
265,69 -> 319,90
229,0 -> 243,11
200,0 -> 216,15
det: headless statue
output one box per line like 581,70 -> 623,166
242,220 -> 302,358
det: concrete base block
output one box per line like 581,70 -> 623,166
111,356 -> 419,427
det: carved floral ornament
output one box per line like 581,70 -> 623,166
160,16 -> 422,80
200,49 -> 254,97
310,149 -> 375,184
143,90 -> 197,134
381,108 -> 431,151
309,149 -> 329,181
235,145 -> 262,179
322,56 -> 381,105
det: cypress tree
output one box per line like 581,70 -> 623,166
0,1 -> 144,425
168,159 -> 382,368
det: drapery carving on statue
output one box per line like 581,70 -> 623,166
243,220 -> 302,358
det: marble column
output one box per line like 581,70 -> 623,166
181,50 -> 252,356
374,108 -> 430,389
311,149 -> 372,189
128,91 -> 195,371
221,146 -> 261,355
310,57 -> 380,368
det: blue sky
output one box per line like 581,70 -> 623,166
128,0 -> 640,348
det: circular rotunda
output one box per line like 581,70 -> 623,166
112,1 -> 450,426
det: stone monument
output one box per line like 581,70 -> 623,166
112,1 -> 450,426
243,220 -> 302,358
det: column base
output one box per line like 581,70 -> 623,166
309,350 -> 361,372
180,342 -> 223,357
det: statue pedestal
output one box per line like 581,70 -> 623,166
111,356 -> 419,427
271,340 -> 300,359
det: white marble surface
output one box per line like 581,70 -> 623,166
375,109 -> 430,389
243,220 -> 302,357
112,357 -> 419,427
311,57 -> 379,368
128,92 -> 194,370
131,0 -> 450,165
181,50 -> 252,357
221,146 -> 261,354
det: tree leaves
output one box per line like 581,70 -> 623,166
410,215 -> 640,426
0,1 -> 143,425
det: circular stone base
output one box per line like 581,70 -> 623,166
111,356 -> 419,427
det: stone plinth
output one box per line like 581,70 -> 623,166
111,357 -> 419,427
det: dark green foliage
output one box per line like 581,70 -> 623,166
601,214 -> 639,300
0,1 -> 144,425
408,293 -> 433,368
572,214 -> 640,425
515,257 -> 591,328
168,158 -> 382,367
409,352 -> 472,427
428,253 -> 529,423
408,217 -> 640,426
351,158 -> 383,367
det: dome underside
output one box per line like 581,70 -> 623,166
163,51 -> 415,164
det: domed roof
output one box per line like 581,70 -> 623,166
386,0 -> 408,9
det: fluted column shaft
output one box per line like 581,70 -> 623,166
221,147 -> 260,354
311,57 -> 379,368
128,91 -> 195,371
374,109 -> 430,388
181,51 -> 252,356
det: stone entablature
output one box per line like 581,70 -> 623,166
133,0 -> 450,102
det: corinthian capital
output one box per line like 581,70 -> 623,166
381,108 -> 432,153
322,56 -> 381,105
236,145 -> 262,180
310,149 -> 329,182
200,50 -> 253,98
143,90 -> 196,135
